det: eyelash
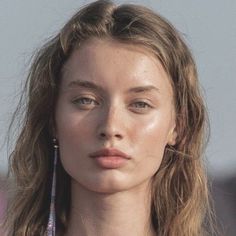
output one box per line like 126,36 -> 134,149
72,97 -> 99,106
130,101 -> 152,109
72,97 -> 153,111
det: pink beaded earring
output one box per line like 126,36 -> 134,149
46,138 -> 58,236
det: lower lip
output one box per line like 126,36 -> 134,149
93,156 -> 129,168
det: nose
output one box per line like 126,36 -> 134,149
96,105 -> 124,141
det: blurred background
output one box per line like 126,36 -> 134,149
0,0 -> 235,235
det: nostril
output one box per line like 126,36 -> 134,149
99,132 -> 106,138
98,132 -> 123,140
115,134 -> 122,139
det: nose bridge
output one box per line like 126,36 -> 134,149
97,102 -> 123,139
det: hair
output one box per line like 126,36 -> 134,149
4,0 -> 215,235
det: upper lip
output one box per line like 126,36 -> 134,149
89,148 -> 131,159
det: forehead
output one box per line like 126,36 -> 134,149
60,38 -> 173,96
62,38 -> 165,73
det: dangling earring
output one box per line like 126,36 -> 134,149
46,138 -> 58,236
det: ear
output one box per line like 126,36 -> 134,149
167,124 -> 177,146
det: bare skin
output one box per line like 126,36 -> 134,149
55,38 -> 176,236
66,181 -> 155,236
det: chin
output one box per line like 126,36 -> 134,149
74,173 -> 134,194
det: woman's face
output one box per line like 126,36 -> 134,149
55,38 -> 176,193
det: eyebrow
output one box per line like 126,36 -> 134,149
67,80 -> 160,94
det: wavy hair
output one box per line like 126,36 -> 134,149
4,0 -> 214,235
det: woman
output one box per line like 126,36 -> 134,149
4,0 -> 214,235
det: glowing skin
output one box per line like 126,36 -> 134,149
55,38 -> 176,236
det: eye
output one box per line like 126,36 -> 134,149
72,97 -> 99,108
132,101 -> 152,109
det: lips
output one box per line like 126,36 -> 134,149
89,148 -> 131,159
89,148 -> 131,169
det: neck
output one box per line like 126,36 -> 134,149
65,180 -> 156,236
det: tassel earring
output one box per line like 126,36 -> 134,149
46,138 -> 58,236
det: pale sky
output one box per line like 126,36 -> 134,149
0,0 -> 235,177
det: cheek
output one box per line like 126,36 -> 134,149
133,113 -> 172,168
55,111 -> 94,180
55,104 -> 94,160
136,114 -> 172,148
56,101 -> 93,139
56,116 -> 93,155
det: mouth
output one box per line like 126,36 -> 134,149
89,148 -> 131,169
89,148 -> 131,159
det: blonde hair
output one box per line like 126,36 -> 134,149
5,0 -> 215,235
